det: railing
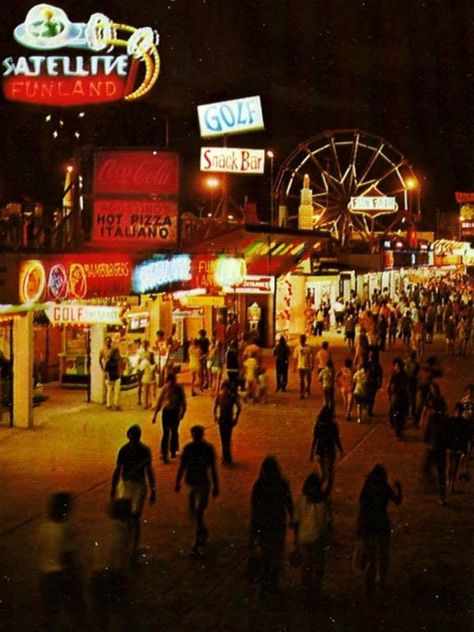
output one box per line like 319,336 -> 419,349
0,200 -> 85,253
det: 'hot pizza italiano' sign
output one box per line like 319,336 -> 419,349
92,199 -> 177,245
19,253 -> 132,304
2,4 -> 160,106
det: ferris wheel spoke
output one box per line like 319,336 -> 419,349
368,159 -> 407,191
357,142 -> 384,188
346,132 -> 360,194
355,178 -> 378,193
329,136 -> 343,181
301,145 -> 341,194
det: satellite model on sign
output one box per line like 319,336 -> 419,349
298,173 -> 314,230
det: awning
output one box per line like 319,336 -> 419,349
186,225 -> 327,277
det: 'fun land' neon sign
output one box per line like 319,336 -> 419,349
2,4 -> 160,106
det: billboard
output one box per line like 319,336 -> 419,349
2,4 -> 160,106
92,150 -> 180,248
200,147 -> 265,174
94,151 -> 179,196
197,96 -> 264,138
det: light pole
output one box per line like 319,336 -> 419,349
267,150 -> 274,225
206,177 -> 219,218
405,177 -> 418,215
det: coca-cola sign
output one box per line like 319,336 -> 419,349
94,151 -> 179,196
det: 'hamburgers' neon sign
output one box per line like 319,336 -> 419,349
2,4 -> 160,106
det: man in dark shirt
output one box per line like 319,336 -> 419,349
152,372 -> 187,463
175,425 -> 219,556
213,380 -> 241,466
111,425 -> 156,554
387,358 -> 409,440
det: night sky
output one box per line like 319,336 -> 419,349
0,0 -> 473,223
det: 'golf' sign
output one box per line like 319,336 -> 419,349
197,96 -> 264,138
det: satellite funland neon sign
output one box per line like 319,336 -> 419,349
2,4 -> 160,106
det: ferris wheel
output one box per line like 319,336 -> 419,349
274,129 -> 420,247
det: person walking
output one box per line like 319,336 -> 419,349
188,338 -> 203,396
175,425 -> 219,557
273,336 -> 290,392
319,358 -> 336,409
214,380 -> 241,466
377,314 -> 388,352
37,493 -> 86,631
294,334 -> 314,399
314,307 -> 325,336
242,350 -> 258,403
138,351 -> 156,409
404,350 -> 420,421
90,499 -> 133,630
224,338 -> 239,394
423,397 -> 450,505
400,311 -> 413,348
250,456 -> 293,598
292,473 -> 329,608
337,358 -> 354,420
388,311 -> 398,348
309,405 -> 344,495
366,350 -> 383,417
209,340 -> 225,396
100,337 -> 122,411
447,403 -> 471,493
154,330 -> 171,388
152,372 -> 187,463
356,465 -> 402,601
354,332 -> 369,369
445,316 -> 456,356
353,363 -> 369,424
198,329 -> 211,389
111,425 -> 156,556
387,358 -> 409,440
344,313 -> 356,352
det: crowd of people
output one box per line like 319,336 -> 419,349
37,272 -> 474,628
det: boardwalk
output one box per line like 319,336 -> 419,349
0,333 -> 473,631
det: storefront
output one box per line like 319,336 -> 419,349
180,225 -> 325,346
131,253 -> 249,348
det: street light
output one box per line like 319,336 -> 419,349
404,177 -> 420,216
206,177 -> 219,217
267,150 -> 274,224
